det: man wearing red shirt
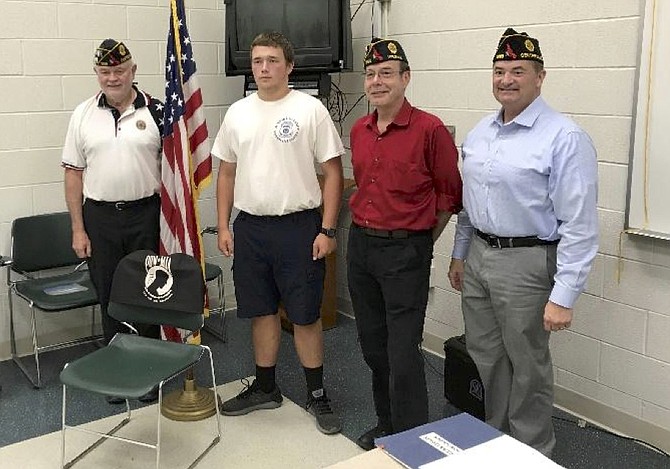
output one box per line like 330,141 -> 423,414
347,38 -> 463,450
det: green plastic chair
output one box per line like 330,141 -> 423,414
59,250 -> 221,469
6,212 -> 101,388
201,226 -> 227,342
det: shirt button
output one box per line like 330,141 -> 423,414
365,220 -> 370,225
371,178 -> 375,183
368,200 -> 372,204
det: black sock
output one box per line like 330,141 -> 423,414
304,365 -> 324,397
255,365 -> 276,393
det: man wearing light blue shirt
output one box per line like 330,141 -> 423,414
448,28 -> 598,457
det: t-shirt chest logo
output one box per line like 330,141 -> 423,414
273,117 -> 300,143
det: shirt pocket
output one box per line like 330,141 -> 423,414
388,159 -> 429,199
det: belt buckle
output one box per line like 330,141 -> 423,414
114,201 -> 125,210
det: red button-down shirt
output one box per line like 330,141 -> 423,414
349,99 -> 463,230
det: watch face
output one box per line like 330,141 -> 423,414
321,227 -> 336,238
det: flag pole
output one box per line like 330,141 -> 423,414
160,0 -> 219,422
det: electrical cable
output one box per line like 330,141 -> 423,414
351,0 -> 366,21
552,415 -> 670,458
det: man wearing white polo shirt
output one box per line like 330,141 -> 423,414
62,39 -> 164,404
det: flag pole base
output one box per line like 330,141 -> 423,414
161,377 -> 219,421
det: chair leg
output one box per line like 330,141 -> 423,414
185,345 -> 222,469
11,302 -> 42,388
8,288 -> 17,356
216,273 -> 226,342
61,386 -> 132,469
90,305 -> 96,337
61,384 -> 67,469
30,305 -> 42,388
203,274 -> 227,343
156,383 -> 163,469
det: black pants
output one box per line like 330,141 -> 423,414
346,225 -> 433,433
83,196 -> 161,343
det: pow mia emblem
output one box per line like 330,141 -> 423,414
524,39 -> 535,52
274,117 -> 300,143
143,255 -> 174,303
136,120 -> 146,130
387,42 -> 398,54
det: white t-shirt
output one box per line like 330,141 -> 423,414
61,91 -> 162,202
211,90 -> 344,216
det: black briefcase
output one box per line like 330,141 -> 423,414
443,334 -> 485,421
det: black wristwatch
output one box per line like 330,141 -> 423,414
320,227 -> 337,238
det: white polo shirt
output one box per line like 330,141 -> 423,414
211,90 -> 344,216
61,89 -> 163,202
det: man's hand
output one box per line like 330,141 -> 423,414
218,228 -> 234,257
448,258 -> 465,291
543,301 -> 573,332
72,230 -> 91,258
312,233 -> 336,260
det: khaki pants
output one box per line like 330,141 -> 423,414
462,235 -> 557,457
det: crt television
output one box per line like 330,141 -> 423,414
224,0 -> 353,76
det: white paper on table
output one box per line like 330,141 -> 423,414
419,432 -> 463,457
418,434 -> 565,469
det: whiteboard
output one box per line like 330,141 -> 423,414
626,0 -> 670,239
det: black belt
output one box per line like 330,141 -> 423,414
475,229 -> 558,249
88,194 -> 159,211
353,223 -> 431,239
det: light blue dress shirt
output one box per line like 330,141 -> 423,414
452,96 -> 598,308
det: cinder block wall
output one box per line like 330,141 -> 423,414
347,0 -> 670,448
1,0 -> 669,448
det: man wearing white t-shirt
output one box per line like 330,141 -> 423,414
212,32 -> 344,435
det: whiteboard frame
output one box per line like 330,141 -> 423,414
624,0 -> 670,241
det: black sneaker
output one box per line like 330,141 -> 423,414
106,396 -> 125,405
220,379 -> 283,416
306,390 -> 341,435
356,425 -> 392,451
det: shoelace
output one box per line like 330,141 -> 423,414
309,396 -> 334,415
237,378 -> 257,399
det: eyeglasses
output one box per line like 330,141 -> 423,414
363,69 -> 403,80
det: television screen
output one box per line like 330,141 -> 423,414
225,0 -> 352,76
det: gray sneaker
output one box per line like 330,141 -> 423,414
220,379 -> 283,416
306,390 -> 341,434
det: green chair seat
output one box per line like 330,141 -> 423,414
14,270 -> 98,312
60,334 -> 203,398
204,262 -> 221,282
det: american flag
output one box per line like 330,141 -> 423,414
160,0 -> 212,342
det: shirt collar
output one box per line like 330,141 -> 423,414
365,98 -> 413,130
494,95 -> 546,128
97,85 -> 146,109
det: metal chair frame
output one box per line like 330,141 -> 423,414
60,343 -> 221,469
201,227 -> 227,342
6,212 -> 101,388
60,250 -> 221,469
